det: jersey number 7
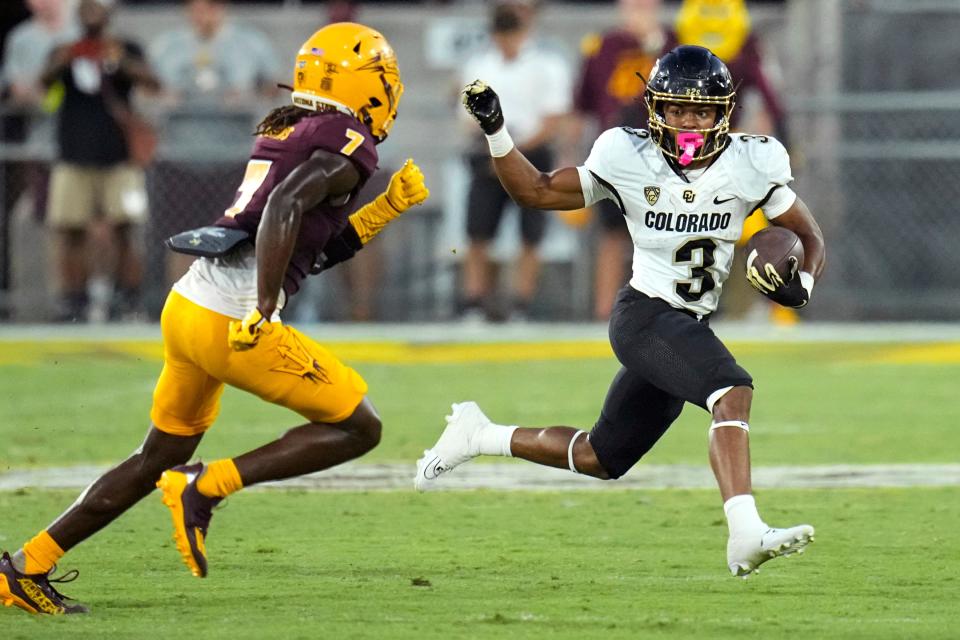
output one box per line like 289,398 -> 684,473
225,159 -> 273,217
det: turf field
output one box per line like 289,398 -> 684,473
1,330 -> 959,638
2,488 -> 958,639
2,337 -> 959,466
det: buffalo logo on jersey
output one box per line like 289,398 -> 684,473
644,186 -> 661,205
291,22 -> 404,142
643,45 -> 736,164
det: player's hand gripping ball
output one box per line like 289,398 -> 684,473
384,159 -> 430,212
461,80 -> 505,135
227,307 -> 273,351
745,226 -> 811,308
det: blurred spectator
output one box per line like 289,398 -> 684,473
458,0 -> 572,322
675,0 -> 787,141
1,0 -> 79,313
40,0 -> 159,322
3,0 -> 78,110
675,0 -> 793,323
146,0 -> 280,306
148,0 -> 278,108
326,0 -> 358,23
574,0 -> 675,320
1,2 -> 32,48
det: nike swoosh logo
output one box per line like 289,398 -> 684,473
713,195 -> 737,205
421,456 -> 447,480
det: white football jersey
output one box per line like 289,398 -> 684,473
578,128 -> 797,316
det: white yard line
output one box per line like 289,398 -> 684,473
1,463 -> 958,492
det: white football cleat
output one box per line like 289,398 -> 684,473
727,524 -> 815,578
414,402 -> 491,491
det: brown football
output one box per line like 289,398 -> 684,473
745,226 -> 804,282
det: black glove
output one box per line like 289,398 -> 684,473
767,280 -> 809,308
462,80 -> 504,135
747,254 -> 811,308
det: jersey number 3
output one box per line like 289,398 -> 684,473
673,238 -> 718,302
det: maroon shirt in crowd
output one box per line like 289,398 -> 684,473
576,30 -> 786,137
575,29 -> 678,130
722,33 -> 787,135
215,111 -> 378,297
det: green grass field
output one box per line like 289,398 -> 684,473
2,339 -> 958,467
2,489 -> 958,640
1,336 -> 959,638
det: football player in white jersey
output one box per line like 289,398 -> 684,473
416,45 -> 825,578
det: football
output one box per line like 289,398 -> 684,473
745,226 -> 804,283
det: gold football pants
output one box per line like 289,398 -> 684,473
150,291 -> 368,436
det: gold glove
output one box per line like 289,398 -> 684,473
350,159 -> 429,244
227,308 -> 274,351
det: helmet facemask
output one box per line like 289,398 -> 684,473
641,45 -> 737,166
357,67 -> 404,142
645,90 -> 735,165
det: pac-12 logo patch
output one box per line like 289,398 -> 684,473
644,186 -> 661,205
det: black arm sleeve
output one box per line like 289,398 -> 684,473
310,223 -> 364,274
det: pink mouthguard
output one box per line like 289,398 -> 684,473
676,132 -> 705,166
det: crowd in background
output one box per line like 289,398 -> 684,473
0,0 -> 789,324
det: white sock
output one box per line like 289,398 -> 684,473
723,494 -> 767,537
477,423 -> 517,457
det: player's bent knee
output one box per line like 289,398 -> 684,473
589,446 -> 626,481
710,385 -> 752,422
572,436 -> 611,479
340,398 -> 382,453
358,414 -> 382,452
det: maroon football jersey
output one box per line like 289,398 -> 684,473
215,111 -> 379,297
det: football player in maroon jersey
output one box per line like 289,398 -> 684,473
1,22 -> 428,614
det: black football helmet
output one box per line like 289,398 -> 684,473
643,45 -> 736,163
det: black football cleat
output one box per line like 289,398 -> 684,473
157,463 -> 221,578
0,551 -> 88,615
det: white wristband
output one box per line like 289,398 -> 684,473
485,126 -> 515,158
799,271 -> 815,296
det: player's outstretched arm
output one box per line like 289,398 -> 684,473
256,149 -> 360,318
462,80 -> 585,211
